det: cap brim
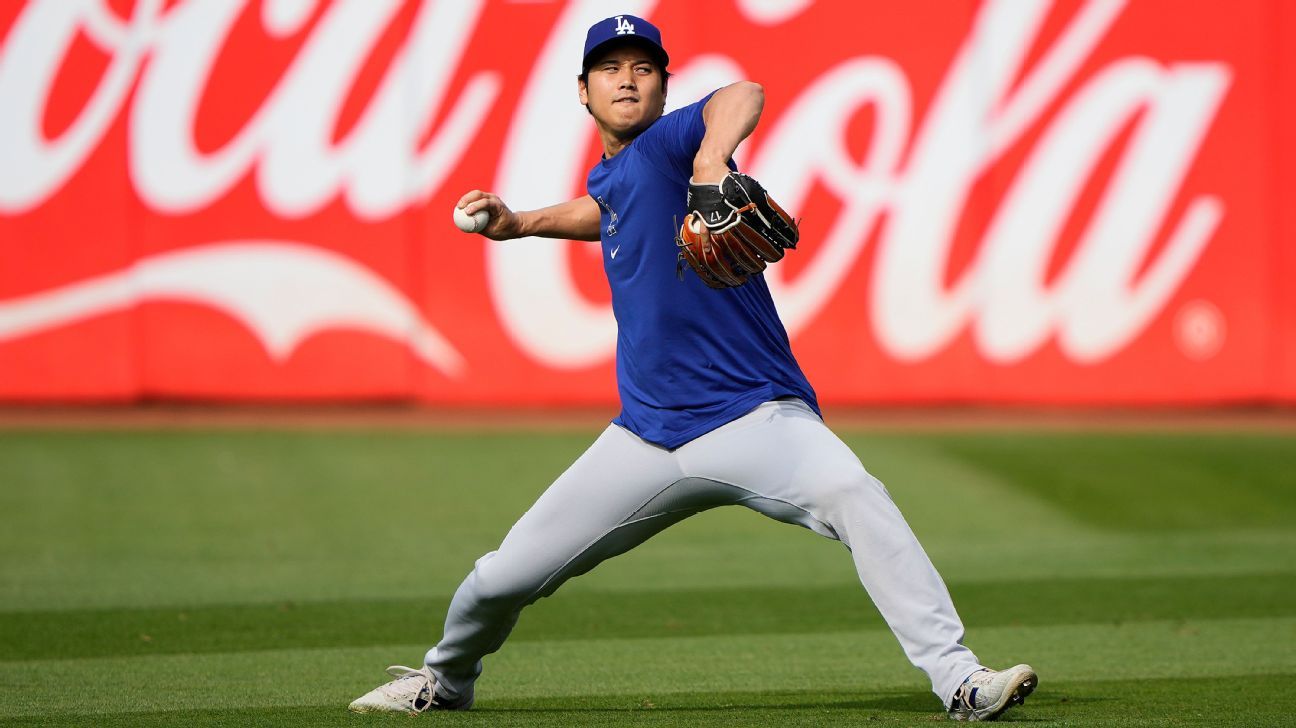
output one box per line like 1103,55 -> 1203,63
582,36 -> 669,72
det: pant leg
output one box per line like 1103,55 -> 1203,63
675,400 -> 982,706
426,423 -> 735,699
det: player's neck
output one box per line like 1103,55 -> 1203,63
598,129 -> 634,159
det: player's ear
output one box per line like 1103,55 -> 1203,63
577,75 -> 589,107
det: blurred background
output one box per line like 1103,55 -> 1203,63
2,0 -> 1292,408
1,2 -> 1294,726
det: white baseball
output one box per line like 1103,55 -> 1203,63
453,205 -> 490,234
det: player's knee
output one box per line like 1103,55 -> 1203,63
465,553 -> 542,609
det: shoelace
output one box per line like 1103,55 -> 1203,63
950,670 -> 991,712
379,665 -> 433,711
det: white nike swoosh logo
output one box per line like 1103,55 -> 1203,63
610,245 -> 620,259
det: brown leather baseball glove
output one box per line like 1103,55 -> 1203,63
675,172 -> 799,289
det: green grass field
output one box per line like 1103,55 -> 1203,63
2,425 -> 1294,726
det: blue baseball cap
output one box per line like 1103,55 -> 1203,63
581,14 -> 669,72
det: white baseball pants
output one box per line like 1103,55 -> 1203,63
425,399 -> 983,706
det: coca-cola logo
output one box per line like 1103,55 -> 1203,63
487,0 -> 1230,367
0,0 -> 1233,385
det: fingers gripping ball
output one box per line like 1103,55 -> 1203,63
453,205 -> 491,234
675,172 -> 799,289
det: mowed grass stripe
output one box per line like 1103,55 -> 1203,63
4,429 -> 1294,612
2,674 -> 1293,728
928,432 -> 1296,531
2,617 -> 1292,721
3,572 -> 1293,661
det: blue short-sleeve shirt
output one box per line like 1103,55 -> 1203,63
586,91 -> 819,449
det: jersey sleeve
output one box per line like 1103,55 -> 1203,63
633,89 -> 720,184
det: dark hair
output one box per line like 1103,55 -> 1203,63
577,42 -> 670,116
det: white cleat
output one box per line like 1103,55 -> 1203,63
947,664 -> 1038,721
348,665 -> 474,714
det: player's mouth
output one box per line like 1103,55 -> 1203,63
613,96 -> 639,104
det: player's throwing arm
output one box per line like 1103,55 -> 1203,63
453,191 -> 601,242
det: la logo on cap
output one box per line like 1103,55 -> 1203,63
614,16 -> 635,35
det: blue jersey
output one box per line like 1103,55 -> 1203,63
586,91 -> 819,449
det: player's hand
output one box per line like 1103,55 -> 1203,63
456,190 -> 522,240
676,172 -> 799,288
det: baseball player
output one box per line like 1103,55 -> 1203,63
351,15 -> 1037,722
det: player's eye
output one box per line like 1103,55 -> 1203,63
634,65 -> 652,75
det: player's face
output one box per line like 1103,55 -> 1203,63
579,47 -> 666,140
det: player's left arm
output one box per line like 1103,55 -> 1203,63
676,82 -> 799,288
693,81 -> 764,184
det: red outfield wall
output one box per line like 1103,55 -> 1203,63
1,0 -> 1293,405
